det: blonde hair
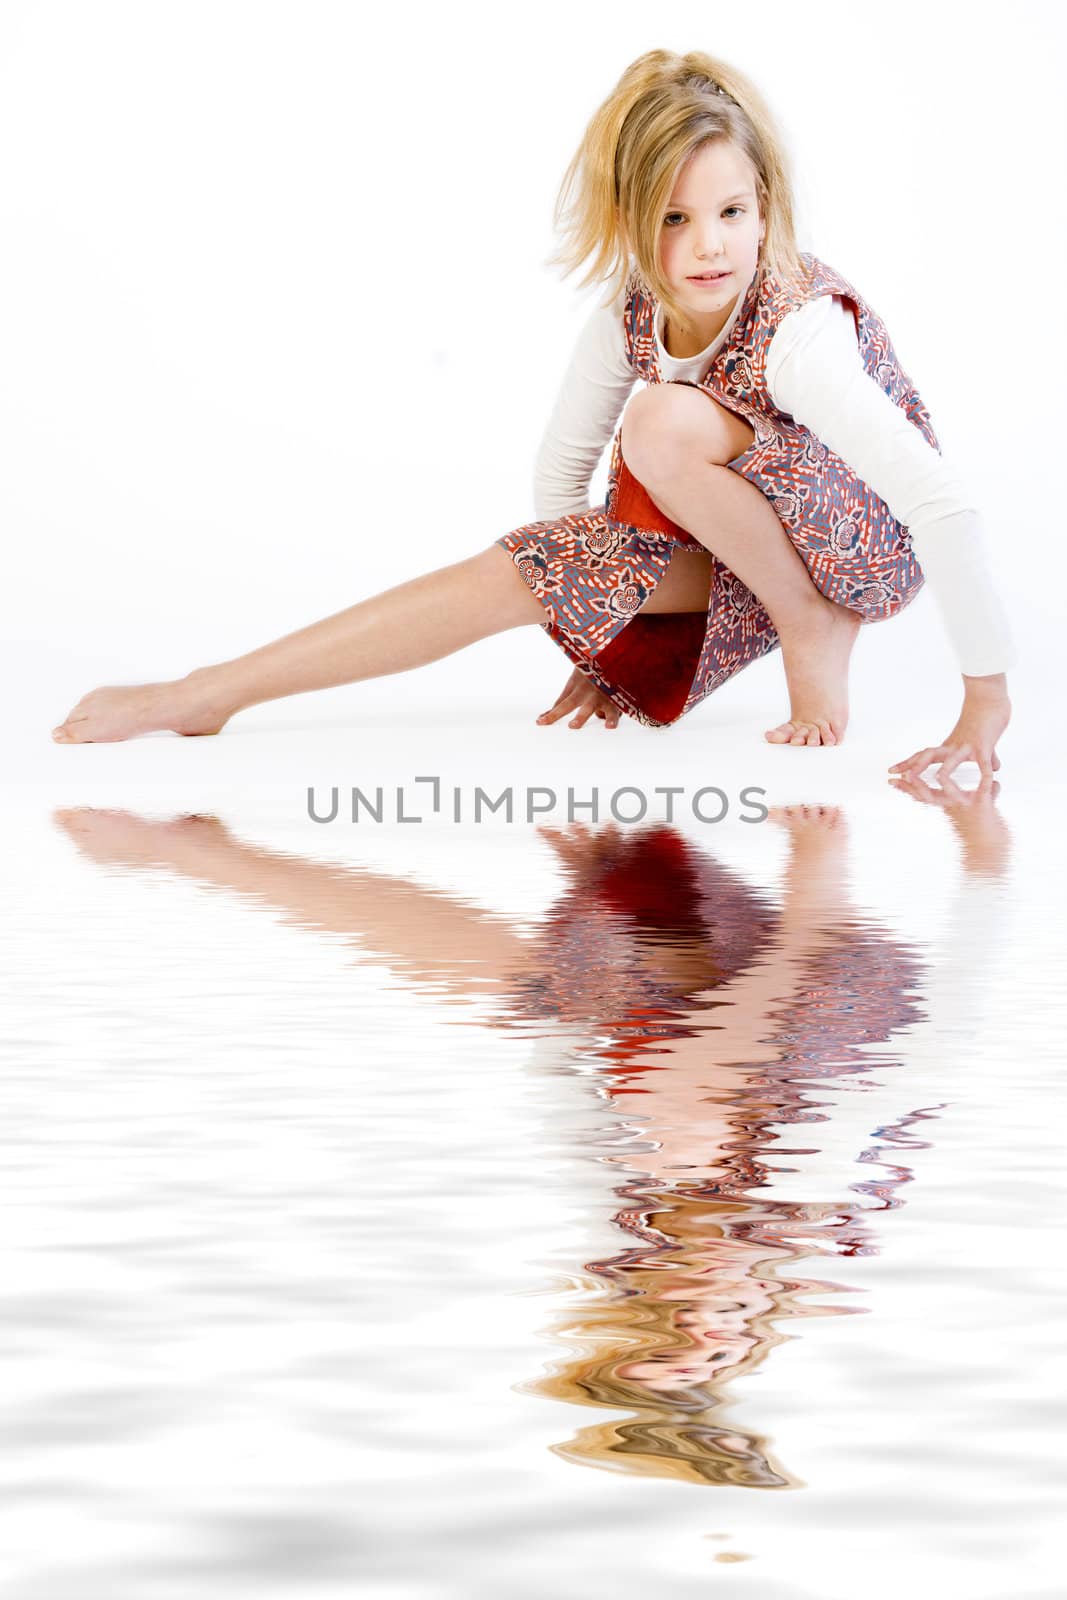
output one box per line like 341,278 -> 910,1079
546,49 -> 805,339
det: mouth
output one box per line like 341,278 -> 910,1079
687,270 -> 731,283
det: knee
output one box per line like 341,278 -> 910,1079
621,383 -> 740,487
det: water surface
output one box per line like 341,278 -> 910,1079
2,789 -> 1062,1597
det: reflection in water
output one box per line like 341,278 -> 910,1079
52,789 -> 1011,1493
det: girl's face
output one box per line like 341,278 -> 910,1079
658,139 -> 766,338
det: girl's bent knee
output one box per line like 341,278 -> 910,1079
622,383 -> 753,482
620,387 -> 689,483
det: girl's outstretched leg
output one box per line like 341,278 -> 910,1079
51,545 -> 546,744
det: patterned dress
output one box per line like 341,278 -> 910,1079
496,253 -> 938,727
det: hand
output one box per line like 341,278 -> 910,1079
888,680 -> 1010,783
536,666 -> 621,730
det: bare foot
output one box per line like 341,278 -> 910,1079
764,596 -> 861,747
51,669 -> 234,744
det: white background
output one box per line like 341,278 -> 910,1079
2,10 -> 1065,1590
1,0 -> 1064,750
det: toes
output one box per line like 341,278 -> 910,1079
53,719 -> 91,744
768,719 -> 841,748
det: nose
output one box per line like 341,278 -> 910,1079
694,227 -> 726,260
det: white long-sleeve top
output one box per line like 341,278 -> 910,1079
532,285 -> 1018,677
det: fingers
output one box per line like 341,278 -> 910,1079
569,698 -> 621,729
888,747 -> 943,779
890,744 -> 1000,784
891,768 -> 1000,809
536,670 -> 621,729
942,770 -> 997,800
888,770 -> 942,804
536,668 -> 586,724
537,690 -> 581,725
934,746 -> 993,783
937,750 -> 966,784
888,749 -> 930,776
936,772 -> 970,802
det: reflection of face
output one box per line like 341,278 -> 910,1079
613,1259 -> 767,1389
616,1328 -> 755,1391
658,139 -> 766,342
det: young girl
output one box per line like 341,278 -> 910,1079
51,49 -> 1015,782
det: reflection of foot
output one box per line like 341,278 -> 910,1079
52,807 -> 229,870
767,806 -> 849,910
766,803 -> 845,837
51,671 -> 232,744
537,821 -> 625,881
765,597 -> 861,747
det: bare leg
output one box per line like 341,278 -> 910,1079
648,460 -> 860,747
623,385 -> 862,747
52,545 -> 546,744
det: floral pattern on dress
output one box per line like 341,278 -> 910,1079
513,540 -> 565,599
591,568 -> 650,622
579,520 -> 630,565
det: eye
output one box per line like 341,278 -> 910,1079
663,206 -> 746,227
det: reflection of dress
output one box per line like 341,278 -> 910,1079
497,255 -> 935,726
507,828 -> 778,1064
765,927 -> 926,1068
495,832 -> 1005,1211
500,826 -> 977,1178
508,828 -> 925,1070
